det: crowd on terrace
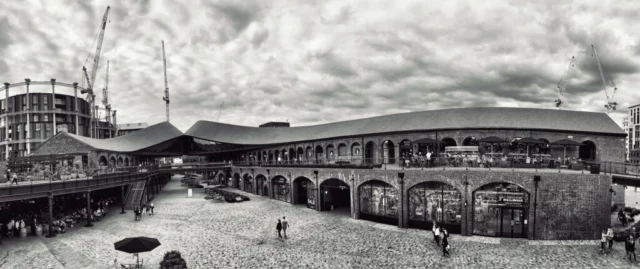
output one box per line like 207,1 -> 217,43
0,189 -> 117,240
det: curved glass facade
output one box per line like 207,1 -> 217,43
473,182 -> 529,238
408,182 -> 462,232
359,181 -> 398,225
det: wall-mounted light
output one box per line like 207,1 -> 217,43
464,200 -> 468,207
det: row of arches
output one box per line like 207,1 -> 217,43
243,137 -> 598,165
98,156 -> 131,167
228,172 -> 531,238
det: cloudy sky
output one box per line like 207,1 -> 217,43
1,0 -> 639,131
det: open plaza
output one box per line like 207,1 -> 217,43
0,175 -> 638,269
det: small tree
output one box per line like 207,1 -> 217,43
160,250 -> 187,269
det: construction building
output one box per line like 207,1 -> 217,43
0,80 -> 117,160
624,116 -> 630,161
117,122 -> 148,136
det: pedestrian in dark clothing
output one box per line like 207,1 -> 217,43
627,234 -> 637,262
276,219 -> 283,239
441,227 -> 450,257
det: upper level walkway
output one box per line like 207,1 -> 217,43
1,159 -> 638,203
0,163 -> 230,202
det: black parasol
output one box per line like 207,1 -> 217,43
114,236 -> 161,254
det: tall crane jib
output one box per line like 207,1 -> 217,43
162,40 -> 170,122
555,56 -> 575,109
81,6 -> 110,138
591,45 -> 619,112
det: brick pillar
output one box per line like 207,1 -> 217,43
51,79 -> 57,135
267,169 -> 272,199
463,178 -> 470,236
353,177 -> 360,219
25,79 -> 31,154
350,175 -> 356,218
289,172 -> 294,204
394,141 -> 400,166
314,170 -> 320,212
46,192 -> 56,238
397,173 -> 405,228
85,190 -> 93,227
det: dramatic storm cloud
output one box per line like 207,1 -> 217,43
1,0 -> 639,131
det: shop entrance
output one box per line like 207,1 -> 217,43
473,182 -> 529,238
293,177 -> 315,209
320,178 -> 351,214
500,208 -> 526,238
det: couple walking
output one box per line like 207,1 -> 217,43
432,223 -> 451,257
276,216 -> 290,239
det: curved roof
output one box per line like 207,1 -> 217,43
65,121 -> 183,152
185,107 -> 625,145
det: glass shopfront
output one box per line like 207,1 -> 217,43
272,177 -> 291,203
359,181 -> 399,225
408,182 -> 462,233
243,174 -> 253,193
473,182 -> 529,238
256,175 -> 268,196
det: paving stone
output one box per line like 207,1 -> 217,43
0,175 -> 639,268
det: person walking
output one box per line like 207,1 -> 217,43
11,172 -> 18,186
431,222 -> 439,245
282,216 -> 289,239
149,202 -> 154,215
601,229 -> 608,254
607,227 -> 615,251
433,223 -> 441,246
626,234 -> 637,262
276,219 -> 283,239
442,227 -> 450,257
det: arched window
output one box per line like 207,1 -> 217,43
473,182 -> 530,238
408,182 -> 462,232
338,143 -> 348,156
359,181 -> 398,224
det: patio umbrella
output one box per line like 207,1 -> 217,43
516,137 -> 544,158
115,236 -> 161,265
551,139 -> 583,164
477,136 -> 508,158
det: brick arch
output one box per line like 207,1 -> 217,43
271,174 -> 288,184
358,176 -> 398,190
406,178 -> 463,193
319,177 -> 352,188
471,181 -> 532,195
357,179 -> 398,190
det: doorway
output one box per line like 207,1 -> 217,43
320,178 -> 351,214
500,208 -> 526,238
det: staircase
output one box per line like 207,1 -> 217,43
125,180 -> 148,210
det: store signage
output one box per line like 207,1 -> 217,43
307,197 -> 316,209
273,177 -> 287,184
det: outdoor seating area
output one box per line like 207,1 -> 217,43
204,186 -> 250,203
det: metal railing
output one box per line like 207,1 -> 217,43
232,157 -> 640,177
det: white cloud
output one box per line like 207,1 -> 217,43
0,0 -> 638,132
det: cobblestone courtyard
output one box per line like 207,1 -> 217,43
0,176 -> 638,269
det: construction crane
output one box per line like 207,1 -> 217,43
82,6 -> 110,137
591,45 -> 618,112
555,56 -> 575,109
102,60 -> 112,137
162,40 -> 170,122
216,102 -> 225,121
